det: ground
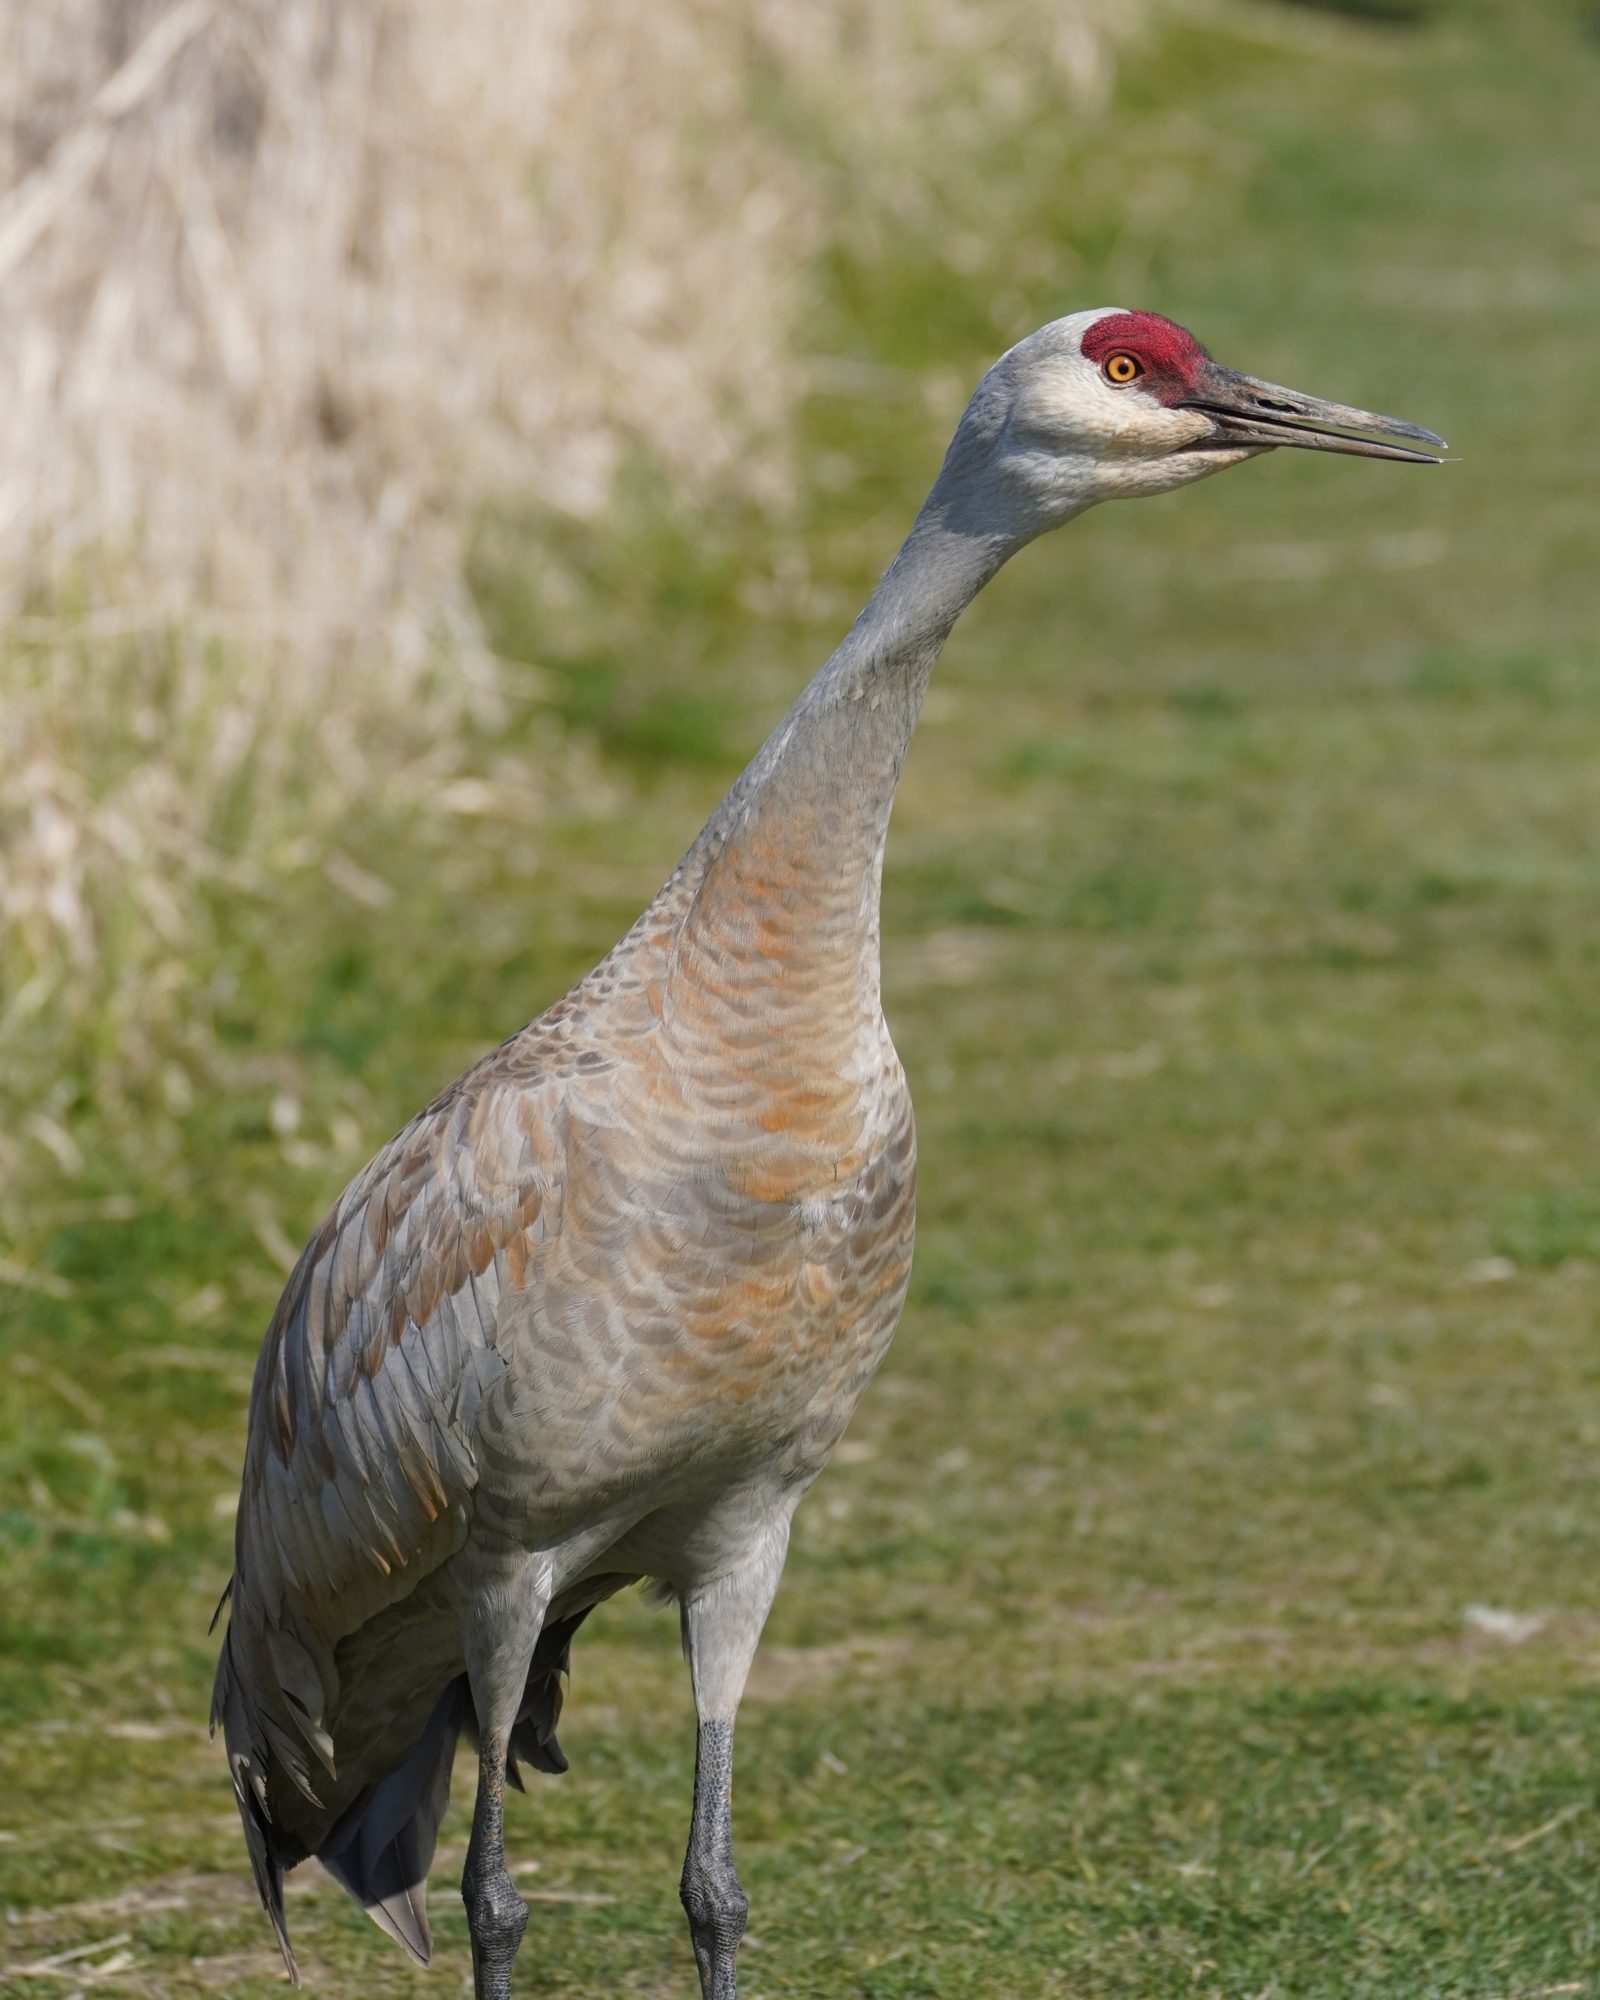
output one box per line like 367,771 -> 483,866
4,4 -> 1600,1995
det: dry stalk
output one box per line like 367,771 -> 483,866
0,0 -> 1135,1188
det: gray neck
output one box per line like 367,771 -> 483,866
702,469 -> 1033,885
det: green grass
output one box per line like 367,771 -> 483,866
6,4 -> 1600,1994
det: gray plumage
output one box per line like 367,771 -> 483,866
213,308 -> 1441,1996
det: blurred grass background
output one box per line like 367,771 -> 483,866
4,0 -> 1600,1994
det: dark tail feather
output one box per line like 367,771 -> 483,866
453,1607 -> 593,1791
311,1603 -> 600,1955
214,1624 -> 302,1985
505,1608 -> 590,1785
318,1682 -> 463,1966
237,1773 -> 299,1986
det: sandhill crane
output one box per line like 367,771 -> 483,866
213,308 -> 1441,1998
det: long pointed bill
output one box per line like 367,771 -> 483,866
1180,363 -> 1446,464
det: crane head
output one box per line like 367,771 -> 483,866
959,307 -> 1445,528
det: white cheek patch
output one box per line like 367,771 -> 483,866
1081,384 -> 1195,458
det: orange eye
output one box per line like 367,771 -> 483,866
1104,352 -> 1143,385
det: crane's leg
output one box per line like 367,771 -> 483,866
679,1525 -> 789,2000
461,1559 -> 551,2000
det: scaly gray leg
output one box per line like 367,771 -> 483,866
682,1716 -> 746,2000
463,1735 -> 527,1999
461,1560 -> 551,2000
678,1524 -> 790,2000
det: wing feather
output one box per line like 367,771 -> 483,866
214,1064 -> 566,1816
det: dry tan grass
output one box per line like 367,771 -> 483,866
0,0 -> 1134,1165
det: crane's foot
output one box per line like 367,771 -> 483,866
463,1863 -> 528,2000
680,1815 -> 747,2000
